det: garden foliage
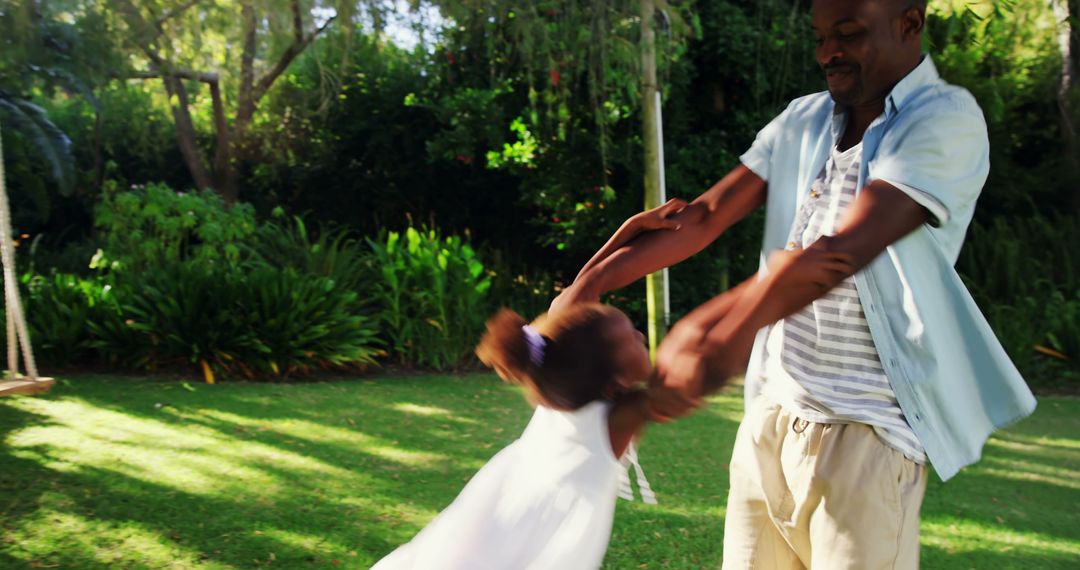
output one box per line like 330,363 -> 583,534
0,1 -> 1076,386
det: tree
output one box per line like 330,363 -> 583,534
641,0 -> 668,354
1050,0 -> 1079,204
110,0 -> 367,203
0,0 -> 127,219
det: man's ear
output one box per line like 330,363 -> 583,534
899,6 -> 925,43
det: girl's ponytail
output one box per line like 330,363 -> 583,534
476,308 -> 533,385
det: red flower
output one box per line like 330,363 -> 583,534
550,69 -> 560,88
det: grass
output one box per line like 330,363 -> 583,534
0,374 -> 1077,569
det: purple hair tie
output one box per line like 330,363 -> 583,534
522,325 -> 547,367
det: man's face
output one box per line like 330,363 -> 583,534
811,0 -> 911,106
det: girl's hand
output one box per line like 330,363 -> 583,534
765,246 -> 855,291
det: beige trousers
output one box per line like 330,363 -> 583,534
722,396 -> 928,569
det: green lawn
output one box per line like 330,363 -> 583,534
1,374 -> 1077,569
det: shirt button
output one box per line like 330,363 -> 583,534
810,190 -> 821,198
787,241 -> 797,250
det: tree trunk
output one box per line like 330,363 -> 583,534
641,0 -> 669,358
1052,0 -> 1080,206
116,0 -> 332,204
163,75 -> 213,192
208,79 -> 237,203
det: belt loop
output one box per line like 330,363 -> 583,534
792,418 -> 809,434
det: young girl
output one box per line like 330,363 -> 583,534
372,303 -> 662,570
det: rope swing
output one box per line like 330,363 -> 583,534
0,123 -> 53,397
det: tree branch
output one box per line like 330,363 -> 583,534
292,0 -> 304,44
154,0 -> 201,35
250,14 -> 336,105
111,0 -> 166,66
124,69 -> 220,83
238,1 -> 256,121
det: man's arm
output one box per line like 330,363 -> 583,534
554,165 -> 767,308
712,179 -> 931,341
650,180 -> 931,418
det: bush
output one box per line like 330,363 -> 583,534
88,262 -> 381,380
236,264 -> 382,377
367,226 -> 491,370
247,214 -> 374,294
958,213 -> 1080,389
2,273 -> 112,367
93,182 -> 258,272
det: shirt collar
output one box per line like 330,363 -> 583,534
830,54 -> 940,120
885,55 -> 939,116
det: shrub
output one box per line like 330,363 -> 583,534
367,226 -> 491,370
2,273 -> 112,367
92,182 -> 258,272
236,263 -> 382,377
958,213 -> 1080,389
88,262 -> 381,380
247,214 -> 373,294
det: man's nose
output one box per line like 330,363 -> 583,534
816,37 -> 842,67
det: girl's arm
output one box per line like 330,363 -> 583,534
573,198 -> 687,282
552,166 -> 768,313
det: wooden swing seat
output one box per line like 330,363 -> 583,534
0,377 -> 54,397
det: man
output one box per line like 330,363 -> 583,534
553,0 -> 1036,567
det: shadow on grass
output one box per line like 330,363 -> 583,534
921,405 -> 1080,559
3,375 -> 1076,569
0,374 -> 535,567
0,373 -> 743,568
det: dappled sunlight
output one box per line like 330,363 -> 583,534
393,402 -> 478,425
974,461 -> 1080,491
922,517 -> 1080,559
619,500 -> 726,520
701,391 -> 748,423
4,507 -> 216,569
4,397 -> 361,497
195,408 -> 453,469
259,528 -> 353,560
975,431 -> 1080,490
993,430 -> 1080,452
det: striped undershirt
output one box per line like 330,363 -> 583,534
761,140 -> 928,464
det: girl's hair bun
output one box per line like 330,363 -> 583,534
475,308 -> 532,384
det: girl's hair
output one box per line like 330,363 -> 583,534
475,304 -> 629,410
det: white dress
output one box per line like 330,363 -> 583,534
372,400 -> 630,570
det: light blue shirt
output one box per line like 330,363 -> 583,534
739,56 -> 1036,481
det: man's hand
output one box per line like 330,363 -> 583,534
631,198 -> 687,232
648,354 -> 707,422
646,323 -> 708,421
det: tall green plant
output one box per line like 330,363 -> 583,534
236,264 -> 381,377
248,215 -> 373,293
368,226 -> 492,370
2,273 -> 112,366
